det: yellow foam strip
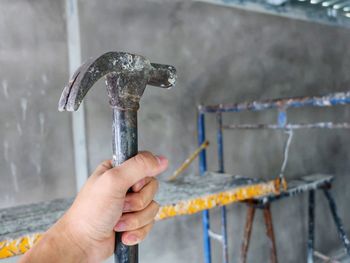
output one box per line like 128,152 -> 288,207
0,233 -> 42,259
0,178 -> 285,259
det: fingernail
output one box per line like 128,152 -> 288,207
156,155 -> 167,166
123,202 -> 131,212
114,221 -> 127,231
127,234 -> 139,244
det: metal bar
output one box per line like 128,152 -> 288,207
217,113 -> 225,173
199,91 -> 350,113
223,122 -> 350,130
198,112 -> 212,263
263,205 -> 278,263
197,0 -> 350,28
240,205 -> 256,263
323,189 -> 350,256
253,174 -> 332,206
307,190 -> 315,263
65,0 -> 89,191
277,109 -> 287,128
167,140 -> 209,181
112,109 -> 138,263
220,206 -> 228,263
216,113 -> 229,263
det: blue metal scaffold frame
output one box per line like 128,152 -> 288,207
197,91 -> 350,263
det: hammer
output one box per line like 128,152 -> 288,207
58,51 -> 176,263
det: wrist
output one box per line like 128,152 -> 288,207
50,216 -> 89,262
20,217 -> 88,263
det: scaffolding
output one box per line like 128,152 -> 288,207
197,90 -> 350,263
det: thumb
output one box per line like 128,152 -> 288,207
103,151 -> 168,193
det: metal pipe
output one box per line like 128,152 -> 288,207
167,140 -> 209,181
223,122 -> 350,130
323,189 -> 350,256
199,91 -> 350,113
307,190 -> 315,263
216,113 -> 229,263
198,112 -> 212,263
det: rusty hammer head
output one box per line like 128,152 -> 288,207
58,52 -> 176,112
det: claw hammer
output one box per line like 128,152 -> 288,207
58,51 -> 176,263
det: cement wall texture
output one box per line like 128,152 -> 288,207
1,0 -> 350,262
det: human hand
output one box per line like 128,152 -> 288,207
20,151 -> 168,263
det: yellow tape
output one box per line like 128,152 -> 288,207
0,178 -> 286,259
155,178 -> 284,220
0,233 -> 42,259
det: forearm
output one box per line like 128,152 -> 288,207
19,218 -> 87,263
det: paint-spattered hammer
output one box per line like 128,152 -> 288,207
58,51 -> 176,263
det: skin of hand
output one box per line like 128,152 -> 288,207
20,151 -> 168,263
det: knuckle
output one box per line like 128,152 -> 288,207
134,152 -> 157,172
103,168 -> 127,192
135,197 -> 146,210
130,217 -> 141,229
153,179 -> 159,191
104,169 -> 116,181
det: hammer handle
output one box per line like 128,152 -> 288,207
112,109 -> 138,263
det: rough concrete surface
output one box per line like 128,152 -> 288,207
1,0 -> 350,262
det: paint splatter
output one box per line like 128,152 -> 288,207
10,162 -> 19,192
2,80 -> 8,99
3,141 -> 9,162
21,98 -> 28,121
39,113 -> 45,135
17,123 -> 23,136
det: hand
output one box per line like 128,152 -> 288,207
20,151 -> 168,263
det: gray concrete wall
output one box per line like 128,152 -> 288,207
0,0 -> 75,209
1,0 -> 350,262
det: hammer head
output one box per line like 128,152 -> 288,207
58,52 -> 176,111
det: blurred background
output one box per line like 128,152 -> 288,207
1,0 -> 350,262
